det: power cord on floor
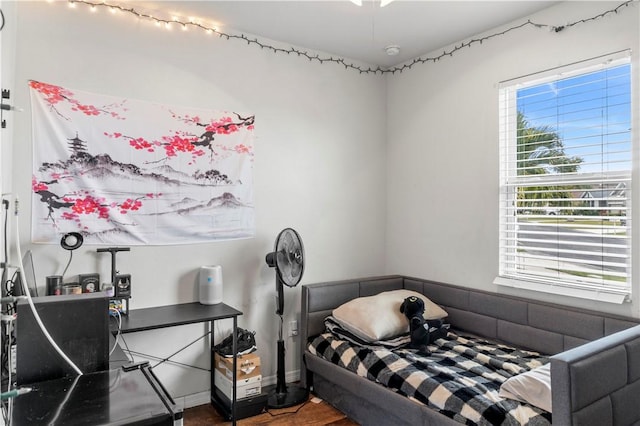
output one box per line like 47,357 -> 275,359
265,399 -> 310,417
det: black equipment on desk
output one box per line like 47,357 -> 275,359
16,293 -> 110,385
115,274 -> 131,298
97,247 -> 132,313
79,273 -> 100,293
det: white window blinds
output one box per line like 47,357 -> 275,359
497,52 -> 632,302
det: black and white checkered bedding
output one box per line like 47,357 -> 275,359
308,319 -> 552,426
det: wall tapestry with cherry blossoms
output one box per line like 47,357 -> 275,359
29,81 -> 255,245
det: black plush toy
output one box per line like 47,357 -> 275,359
399,296 -> 448,355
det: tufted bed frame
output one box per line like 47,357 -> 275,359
300,275 -> 640,426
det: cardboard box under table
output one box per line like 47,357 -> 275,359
214,352 -> 261,381
214,370 -> 262,400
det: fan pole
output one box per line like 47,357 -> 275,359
268,335 -> 309,408
267,281 -> 308,408
275,338 -> 287,394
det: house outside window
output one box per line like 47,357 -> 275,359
496,51 -> 632,303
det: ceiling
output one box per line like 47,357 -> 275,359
128,0 -> 559,67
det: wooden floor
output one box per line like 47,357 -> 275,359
183,394 -> 359,426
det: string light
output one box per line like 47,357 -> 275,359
65,0 -> 636,75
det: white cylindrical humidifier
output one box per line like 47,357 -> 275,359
199,265 -> 223,305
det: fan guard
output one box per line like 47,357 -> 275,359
266,228 -> 304,285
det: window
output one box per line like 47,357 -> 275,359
496,51 -> 632,303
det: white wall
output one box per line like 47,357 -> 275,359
8,1 -> 387,400
386,1 -> 640,317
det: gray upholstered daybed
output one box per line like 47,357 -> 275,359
300,275 -> 640,426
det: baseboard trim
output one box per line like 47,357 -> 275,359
181,391 -> 211,409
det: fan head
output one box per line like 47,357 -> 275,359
265,228 -> 304,287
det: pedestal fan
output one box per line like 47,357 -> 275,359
265,228 -> 308,408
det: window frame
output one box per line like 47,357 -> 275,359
495,51 -> 633,304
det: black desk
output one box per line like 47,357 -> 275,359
112,302 -> 243,423
116,302 -> 242,334
11,363 -> 181,426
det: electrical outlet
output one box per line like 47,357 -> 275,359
290,320 -> 298,337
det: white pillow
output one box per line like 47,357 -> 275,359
332,289 -> 448,342
499,363 -> 552,413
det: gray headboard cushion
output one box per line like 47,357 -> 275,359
412,278 -> 570,353
445,307 -> 499,340
404,276 -> 640,354
529,304 -> 604,341
472,292 -> 529,324
408,278 -> 470,311
302,275 -> 640,357
304,281 -> 359,312
550,325 -> 640,426
606,317 -> 640,335
499,321 -> 566,354
359,276 -> 404,296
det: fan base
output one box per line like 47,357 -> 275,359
267,384 -> 309,409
